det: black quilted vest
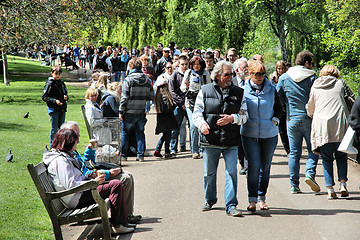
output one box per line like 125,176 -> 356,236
200,82 -> 243,147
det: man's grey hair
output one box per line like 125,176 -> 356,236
233,58 -> 247,71
211,60 -> 233,80
60,121 -> 79,129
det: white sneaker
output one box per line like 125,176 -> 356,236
112,225 -> 134,234
327,188 -> 337,200
340,183 -> 349,197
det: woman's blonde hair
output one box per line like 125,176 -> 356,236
88,72 -> 100,87
139,55 -> 150,62
319,65 -> 340,78
108,82 -> 121,91
274,60 -> 286,83
128,58 -> 136,71
107,82 -> 122,105
95,73 -> 108,89
85,88 -> 98,99
248,60 -> 266,74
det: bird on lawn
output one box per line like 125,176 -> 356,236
6,150 -> 13,162
23,112 -> 29,118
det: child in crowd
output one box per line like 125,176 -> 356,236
153,79 -> 178,159
42,65 -> 68,144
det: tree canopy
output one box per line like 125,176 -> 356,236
1,0 -> 360,90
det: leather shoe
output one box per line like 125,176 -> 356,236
247,201 -> 256,212
128,215 -> 142,224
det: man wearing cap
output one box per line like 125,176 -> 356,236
155,47 -> 172,77
93,46 -> 113,73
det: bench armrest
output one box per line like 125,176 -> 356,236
46,179 -> 99,199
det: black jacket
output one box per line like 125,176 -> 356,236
42,77 -> 68,112
200,82 -> 243,147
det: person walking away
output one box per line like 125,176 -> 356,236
276,51 -> 320,194
119,59 -> 154,162
193,60 -> 248,216
306,65 -> 350,199
153,77 -> 178,159
42,65 -> 68,145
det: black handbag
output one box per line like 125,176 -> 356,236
84,160 -> 120,170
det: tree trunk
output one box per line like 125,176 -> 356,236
274,0 -> 289,63
2,50 -> 9,85
278,31 -> 289,63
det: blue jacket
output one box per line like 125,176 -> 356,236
73,147 -> 111,180
276,66 -> 317,120
241,79 -> 279,139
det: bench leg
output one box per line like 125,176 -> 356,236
100,209 -> 112,240
51,219 -> 63,240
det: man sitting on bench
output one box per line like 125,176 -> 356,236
60,121 -> 142,224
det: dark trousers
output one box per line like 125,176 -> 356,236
77,179 -> 128,227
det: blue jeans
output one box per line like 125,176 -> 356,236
186,107 -> 200,153
287,117 -> 319,187
121,114 -> 146,159
155,131 -> 171,154
170,106 -> 186,152
242,136 -> 278,202
49,111 -> 66,145
203,146 -> 238,212
179,118 -> 187,148
113,71 -> 121,82
319,142 -> 348,187
121,71 -> 126,83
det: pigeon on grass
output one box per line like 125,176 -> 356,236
6,150 -> 13,162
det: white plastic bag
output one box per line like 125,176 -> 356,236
338,126 -> 358,154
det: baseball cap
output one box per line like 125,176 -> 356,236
97,46 -> 104,53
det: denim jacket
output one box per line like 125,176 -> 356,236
276,66 -> 317,120
241,79 -> 279,139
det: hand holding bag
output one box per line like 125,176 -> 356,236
338,126 -> 358,154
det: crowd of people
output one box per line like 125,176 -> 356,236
41,41 -> 360,235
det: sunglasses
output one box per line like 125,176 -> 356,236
166,67 -> 172,69
164,51 -> 170,53
253,72 -> 266,77
221,73 -> 232,77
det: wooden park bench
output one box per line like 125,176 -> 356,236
27,162 -> 112,240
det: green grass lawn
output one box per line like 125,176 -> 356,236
0,56 -> 89,239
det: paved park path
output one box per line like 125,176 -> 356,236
62,100 -> 360,240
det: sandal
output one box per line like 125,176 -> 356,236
258,201 -> 269,210
247,201 -> 256,212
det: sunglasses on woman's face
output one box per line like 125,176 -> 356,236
254,72 -> 266,77
166,67 -> 172,69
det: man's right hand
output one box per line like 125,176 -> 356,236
119,114 -> 123,121
56,100 -> 63,106
200,122 -> 210,135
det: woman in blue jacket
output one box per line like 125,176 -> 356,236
241,60 -> 282,212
